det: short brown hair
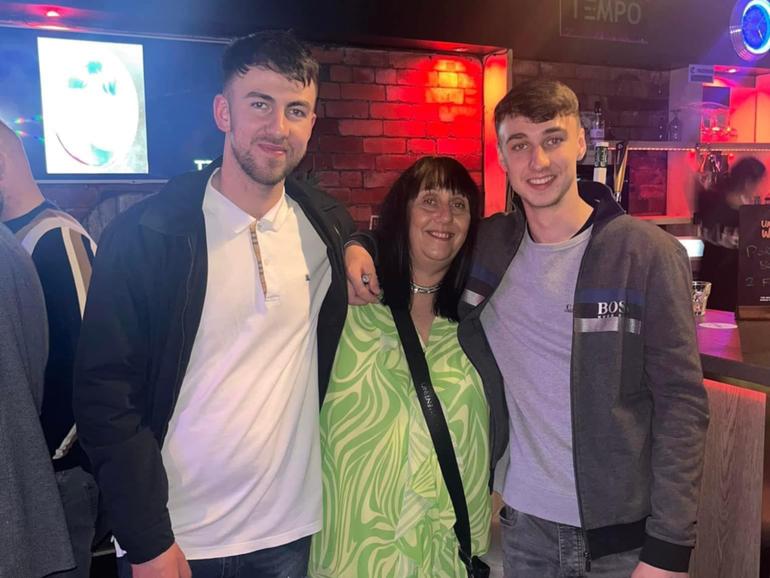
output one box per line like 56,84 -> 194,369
494,79 -> 579,134
222,30 -> 319,90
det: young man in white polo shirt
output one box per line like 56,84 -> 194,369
74,31 -> 354,578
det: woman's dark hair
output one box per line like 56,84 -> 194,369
727,156 -> 766,192
376,156 -> 481,322
695,156 -> 767,226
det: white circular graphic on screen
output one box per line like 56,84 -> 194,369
48,45 -> 139,168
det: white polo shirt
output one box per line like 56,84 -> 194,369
158,170 -> 331,559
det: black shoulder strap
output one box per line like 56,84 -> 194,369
390,306 -> 474,564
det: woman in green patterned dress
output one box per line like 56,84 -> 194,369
309,157 -> 490,578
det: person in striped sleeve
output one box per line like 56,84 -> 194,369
0,120 -> 98,578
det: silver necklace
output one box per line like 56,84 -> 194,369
410,281 -> 442,294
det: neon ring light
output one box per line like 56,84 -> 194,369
731,0 -> 770,60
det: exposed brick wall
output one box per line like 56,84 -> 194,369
300,46 -> 483,228
42,51 -> 673,228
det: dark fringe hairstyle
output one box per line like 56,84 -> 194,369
222,30 -> 319,89
376,156 -> 481,322
494,78 -> 580,133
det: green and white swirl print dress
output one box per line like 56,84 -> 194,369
309,303 -> 491,578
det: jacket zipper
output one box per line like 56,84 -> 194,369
161,235 -> 195,444
569,221 -> 605,570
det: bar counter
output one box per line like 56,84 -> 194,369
691,310 -> 770,578
698,309 -> 770,391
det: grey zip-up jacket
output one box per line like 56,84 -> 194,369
458,181 -> 708,572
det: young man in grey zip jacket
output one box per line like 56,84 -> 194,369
347,79 -> 708,578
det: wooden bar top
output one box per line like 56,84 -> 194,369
696,310 -> 770,391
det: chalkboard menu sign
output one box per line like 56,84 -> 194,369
737,205 -> 770,319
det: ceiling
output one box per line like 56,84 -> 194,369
0,0 -> 766,70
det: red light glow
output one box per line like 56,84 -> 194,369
45,8 -> 61,17
727,68 -> 738,73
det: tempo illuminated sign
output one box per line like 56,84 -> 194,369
731,0 -> 770,61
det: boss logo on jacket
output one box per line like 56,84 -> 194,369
572,288 -> 643,335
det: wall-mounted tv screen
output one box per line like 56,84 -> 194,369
0,27 -> 226,181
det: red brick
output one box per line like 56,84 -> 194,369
438,105 -> 481,123
329,65 -> 352,83
339,171 -> 363,187
438,72 -> 458,87
319,135 -> 363,153
332,154 -> 376,170
349,205 -> 374,222
370,102 -> 438,121
351,67 -> 375,83
407,139 -> 437,154
338,119 -> 383,136
427,121 -> 478,138
454,154 -> 483,171
375,68 -> 397,84
311,47 -> 344,64
437,139 -> 481,155
343,50 -> 389,67
512,60 -> 540,76
324,100 -> 370,119
326,188 -> 352,203
314,171 -> 340,187
390,53 -> 434,69
363,138 -> 406,154
457,72 -> 478,89
340,84 -> 386,101
319,82 -> 340,100
383,120 -> 426,137
364,171 -> 402,189
397,69 -> 438,86
434,59 -> 466,72
376,155 -> 421,171
386,86 -> 427,103
426,87 -> 464,104
309,153 -> 334,170
351,188 -> 389,204
312,118 -> 340,135
370,102 -> 411,119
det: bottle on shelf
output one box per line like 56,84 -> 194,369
657,115 -> 667,141
668,109 -> 681,141
590,101 -> 605,142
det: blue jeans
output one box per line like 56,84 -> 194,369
500,506 -> 642,577
117,535 -> 311,578
48,467 -> 100,578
